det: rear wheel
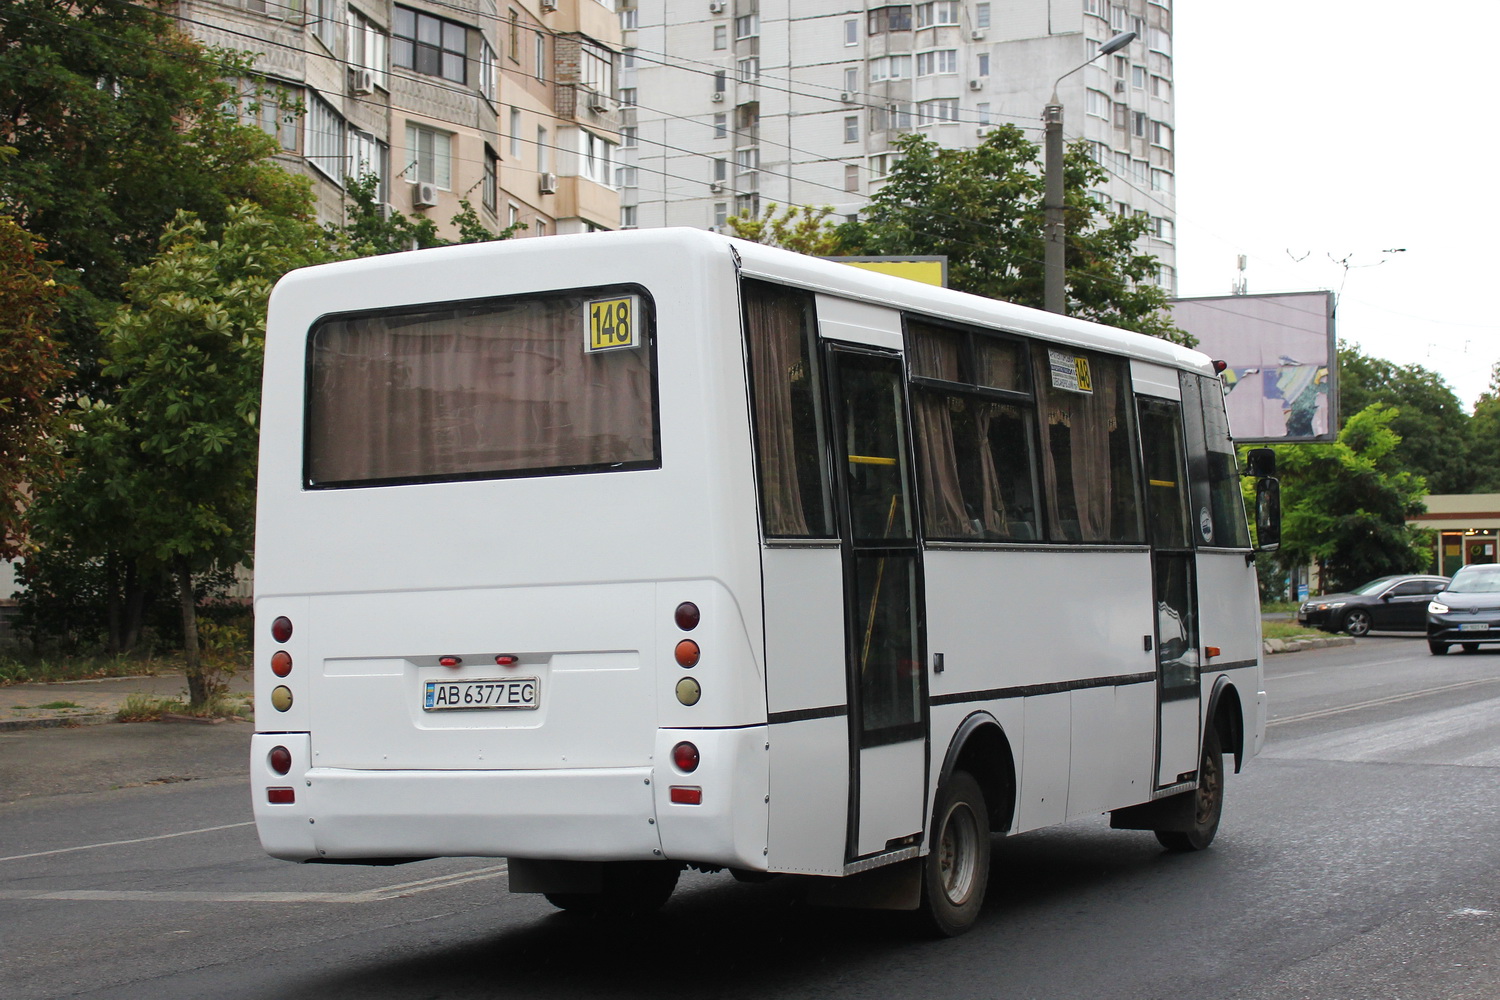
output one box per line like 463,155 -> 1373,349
1342,608 -> 1372,637
544,861 -> 680,916
1429,639 -> 1449,655
1156,727 -> 1223,853
916,770 -> 990,937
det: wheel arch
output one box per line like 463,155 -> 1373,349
936,712 -> 1017,835
1205,675 -> 1245,773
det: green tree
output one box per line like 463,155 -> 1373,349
30,204 -> 331,700
0,216 -> 67,559
836,127 -> 1188,344
1272,403 -> 1431,593
0,0 -> 310,393
328,175 -> 527,257
1337,342 -> 1473,493
727,202 -> 844,256
1464,364 -> 1500,492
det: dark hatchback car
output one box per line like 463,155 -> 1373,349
1427,565 -> 1500,654
1297,575 -> 1450,636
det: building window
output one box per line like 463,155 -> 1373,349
508,8 -> 520,61
616,165 -> 638,187
581,130 -> 615,186
1132,65 -> 1146,89
868,5 -> 914,34
977,52 -> 989,76
232,79 -> 299,152
975,2 -> 991,27
1155,217 -> 1174,241
537,125 -> 549,172
1131,110 -> 1146,137
534,31 -> 546,81
714,203 -> 728,227
736,146 -> 759,172
393,6 -> 468,85
534,219 -> 547,236
1113,103 -> 1127,129
917,98 -> 958,124
1149,27 -> 1171,55
1085,89 -> 1110,119
482,147 -> 497,211
620,5 -> 638,29
975,102 -> 991,126
714,157 -> 728,181
1113,55 -> 1127,79
737,57 -> 759,84
622,204 -> 638,228
1157,263 -> 1175,289
622,126 -> 638,147
1151,75 -> 1172,100
845,19 -> 858,45
312,0 -> 339,52
346,127 -> 385,194
915,50 -> 957,76
714,113 -> 727,138
868,54 -> 911,82
1132,158 -> 1148,183
347,9 -> 389,91
509,107 -> 521,156
1151,168 -> 1174,194
508,203 -> 520,228
1111,4 -> 1127,30
580,43 -> 614,97
713,70 -> 727,93
403,122 -> 452,189
619,87 -> 637,107
306,92 -> 346,183
735,193 -> 759,217
844,115 -> 859,142
479,40 -> 497,102
869,152 -> 889,177
1084,0 -> 1103,14
735,13 -> 759,38
916,2 -> 958,28
845,163 -> 859,191
1150,120 -> 1173,149
844,67 -> 858,93
714,24 -> 727,49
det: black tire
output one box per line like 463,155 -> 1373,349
1342,608 -> 1372,637
544,861 -> 680,916
1429,639 -> 1449,656
916,770 -> 990,937
1156,727 -> 1224,853
1463,643 -> 1480,653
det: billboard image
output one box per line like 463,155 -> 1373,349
1169,291 -> 1337,443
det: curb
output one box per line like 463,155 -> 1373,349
1263,635 -> 1356,655
0,712 -> 114,733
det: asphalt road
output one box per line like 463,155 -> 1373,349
3,635 -> 1498,999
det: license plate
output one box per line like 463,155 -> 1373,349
1460,623 -> 1490,632
423,677 -> 540,711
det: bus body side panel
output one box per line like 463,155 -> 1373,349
922,548 -> 1157,831
764,547 -> 850,875
1196,550 -> 1265,753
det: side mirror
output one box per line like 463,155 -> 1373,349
1246,447 -> 1276,478
1254,476 -> 1280,551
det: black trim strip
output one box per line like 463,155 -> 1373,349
769,704 -> 849,725
930,671 -> 1156,707
1208,658 -> 1258,672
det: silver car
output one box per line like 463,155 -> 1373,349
1427,564 -> 1500,654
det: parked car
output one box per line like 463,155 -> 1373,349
1427,565 -> 1500,654
1297,575 -> 1450,636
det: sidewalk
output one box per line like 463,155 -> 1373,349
0,670 -> 254,732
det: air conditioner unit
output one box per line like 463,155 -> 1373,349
413,181 -> 438,208
709,181 -> 723,193
348,67 -> 375,95
588,91 -> 613,113
968,79 -> 983,91
539,172 -> 558,195
1114,80 -> 1126,93
970,29 -> 985,41
378,202 -> 397,220
976,126 -> 991,137
540,0 -> 557,10
708,2 -> 725,13
840,91 -> 855,103
710,91 -> 725,102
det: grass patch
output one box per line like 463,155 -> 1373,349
0,652 -> 166,686
1261,600 -> 1301,615
116,692 -> 251,723
1262,620 -> 1327,642
35,700 -> 81,710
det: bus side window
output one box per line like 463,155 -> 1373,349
1033,345 -> 1144,544
1179,373 -> 1251,548
742,280 -> 835,538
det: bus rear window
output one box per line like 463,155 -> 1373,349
305,287 -> 658,488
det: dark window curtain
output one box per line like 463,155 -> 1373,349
742,281 -> 831,537
908,326 -> 969,538
307,292 -> 655,485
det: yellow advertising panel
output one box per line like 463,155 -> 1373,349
824,256 -> 948,288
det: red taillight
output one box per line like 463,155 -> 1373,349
674,639 -> 701,668
268,745 -> 292,775
271,616 -> 293,643
495,654 -> 519,667
670,786 -> 703,805
674,602 -> 700,631
270,651 -> 292,677
267,787 -> 295,804
439,655 -> 462,668
671,741 -> 700,772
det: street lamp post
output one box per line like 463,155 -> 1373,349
1043,30 -> 1136,315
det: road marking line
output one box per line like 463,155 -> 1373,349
0,822 -> 255,864
1268,677 -> 1500,727
0,863 -> 510,904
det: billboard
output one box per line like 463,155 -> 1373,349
825,256 -> 948,288
1169,291 -> 1337,443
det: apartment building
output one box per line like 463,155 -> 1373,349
173,0 -> 622,239
616,0 -> 1176,290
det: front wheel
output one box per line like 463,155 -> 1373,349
1342,608 -> 1372,637
1429,639 -> 1449,656
916,770 -> 990,937
1156,727 -> 1224,853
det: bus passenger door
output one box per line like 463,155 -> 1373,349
1138,397 -> 1201,788
826,346 -> 929,861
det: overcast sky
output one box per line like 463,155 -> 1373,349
1172,0 -> 1498,410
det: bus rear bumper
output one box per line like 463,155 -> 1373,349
251,734 -> 662,863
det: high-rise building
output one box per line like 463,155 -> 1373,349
171,0 -> 622,239
617,0 -> 1175,291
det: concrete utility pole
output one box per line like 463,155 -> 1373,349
1043,31 -> 1136,316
